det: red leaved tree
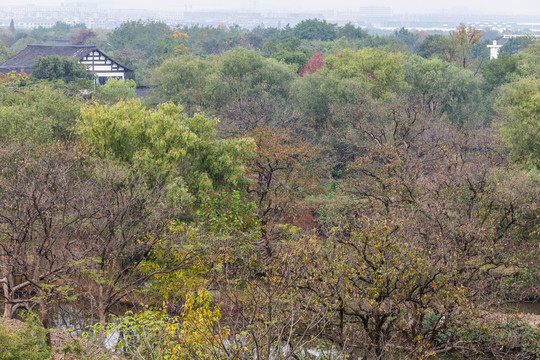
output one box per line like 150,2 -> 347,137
70,29 -> 97,45
298,51 -> 324,76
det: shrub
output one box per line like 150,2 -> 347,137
0,313 -> 50,360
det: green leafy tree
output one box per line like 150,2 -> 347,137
292,47 -> 409,166
405,55 -> 485,125
108,20 -> 172,72
152,55 -> 214,112
31,55 -> 94,83
516,42 -> 540,78
263,38 -> 309,68
292,47 -> 407,129
213,47 -> 294,102
293,19 -> 337,41
0,40 -> 9,63
501,36 -> 537,55
291,72 -> 330,128
393,27 -> 420,50
495,77 -> 540,169
417,34 -> 451,59
108,20 -> 171,54
10,37 -> 42,54
94,77 -> 136,103
0,82 -> 81,143
480,52 -> 520,92
28,21 -> 85,43
0,28 -> 16,48
77,99 -> 255,205
152,48 -> 295,130
323,48 -> 408,98
336,23 -> 368,40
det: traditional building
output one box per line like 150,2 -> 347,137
0,44 -> 133,83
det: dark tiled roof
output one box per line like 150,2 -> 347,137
0,45 -> 97,68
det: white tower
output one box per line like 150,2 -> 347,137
487,40 -> 502,60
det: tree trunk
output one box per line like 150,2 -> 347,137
38,298 -> 52,347
38,297 -> 50,329
97,283 -> 108,344
98,306 -> 107,343
3,302 -> 13,319
1,275 -> 14,319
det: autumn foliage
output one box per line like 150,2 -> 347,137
298,51 -> 324,76
1,21 -> 540,360
69,29 -> 98,45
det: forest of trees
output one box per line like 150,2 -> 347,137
0,19 -> 539,360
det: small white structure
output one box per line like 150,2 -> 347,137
487,40 -> 503,60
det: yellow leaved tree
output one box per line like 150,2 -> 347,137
91,290 -> 234,360
446,24 -> 482,68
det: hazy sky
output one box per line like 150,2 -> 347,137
9,0 -> 540,15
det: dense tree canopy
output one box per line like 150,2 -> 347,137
108,20 -> 171,56
417,34 -> 451,59
1,20 -> 540,360
405,55 -> 485,125
293,18 -> 337,41
495,77 -> 540,169
77,99 -> 254,205
0,82 -> 80,142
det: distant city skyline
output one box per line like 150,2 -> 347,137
2,0 -> 539,32
2,0 -> 539,15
